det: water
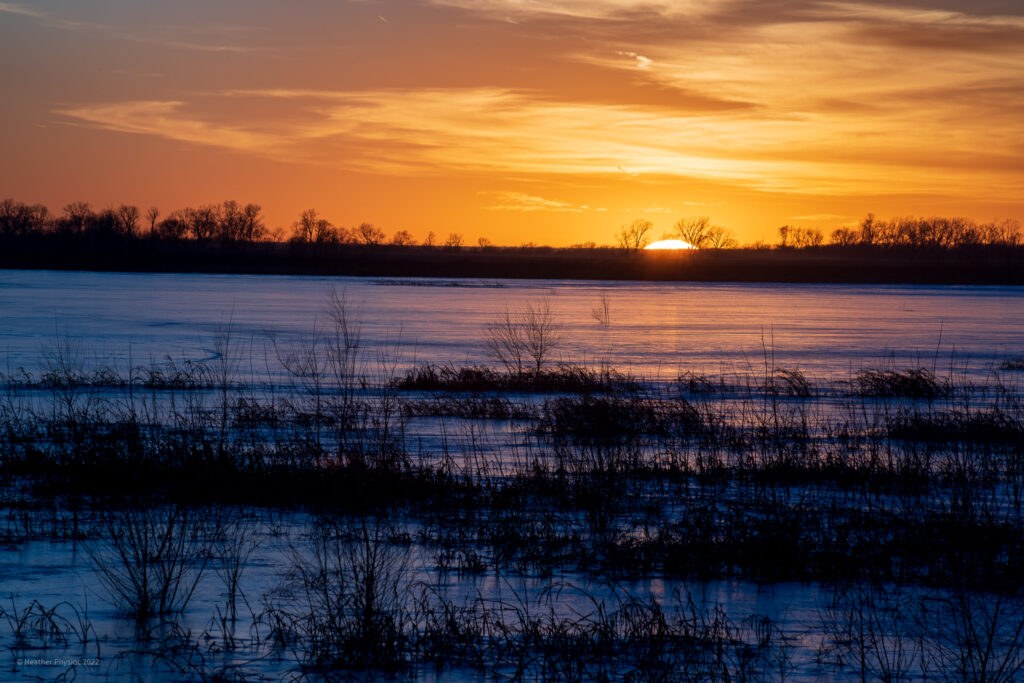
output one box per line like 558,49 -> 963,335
2,270 -> 1022,382
1,269 -> 1023,681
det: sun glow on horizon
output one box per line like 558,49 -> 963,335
645,239 -> 696,250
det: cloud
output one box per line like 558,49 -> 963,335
0,1 -> 256,53
616,51 -> 653,70
0,2 -> 46,20
56,101 -> 286,155
55,84 -> 1024,200
483,192 -> 585,212
429,0 -> 721,21
0,1 -> 88,29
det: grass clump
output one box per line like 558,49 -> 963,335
851,367 -> 949,399
393,363 -> 638,394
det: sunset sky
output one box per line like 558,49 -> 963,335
2,0 -> 1023,245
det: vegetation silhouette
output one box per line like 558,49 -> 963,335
2,294 -> 1024,678
0,197 -> 1022,283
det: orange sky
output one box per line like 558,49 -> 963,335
2,0 -> 1023,245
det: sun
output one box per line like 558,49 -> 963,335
644,239 -> 697,250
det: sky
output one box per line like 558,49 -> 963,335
2,0 -> 1023,246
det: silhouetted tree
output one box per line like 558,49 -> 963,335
357,222 -> 385,245
444,232 -> 464,248
705,225 -> 737,249
391,229 -> 416,246
217,201 -> 264,242
155,212 -> 189,240
114,204 -> 140,238
186,205 -> 220,240
0,198 -> 48,237
616,219 -> 653,250
830,227 -> 858,246
673,216 -> 712,247
477,237 -> 492,248
777,225 -> 791,248
423,231 -> 436,247
292,209 -> 338,244
858,213 -> 877,246
778,225 -> 822,248
58,202 -> 93,235
145,207 -> 159,235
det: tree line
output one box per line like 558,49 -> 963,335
0,198 -> 266,243
615,213 -> 1021,250
812,213 -> 1021,249
0,199 -> 471,248
2,197 -> 1020,252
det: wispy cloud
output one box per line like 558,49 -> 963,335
56,101 -> 286,154
55,84 -> 1024,199
430,0 -> 721,21
0,2 -> 46,20
0,1 -> 87,29
483,191 -> 585,212
0,1 -> 257,53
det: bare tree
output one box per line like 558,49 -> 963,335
114,204 -> 140,238
673,216 -> 712,247
830,227 -> 858,246
858,213 -> 877,246
60,202 -> 92,235
477,237 -> 492,248
145,207 -> 159,234
777,225 -> 791,247
357,222 -> 386,245
155,212 -> 188,240
615,219 -> 653,250
779,226 -> 823,248
0,198 -> 48,237
423,231 -> 436,247
293,209 -> 337,244
705,225 -> 737,249
390,229 -> 416,246
444,232 -> 464,248
484,298 -> 561,374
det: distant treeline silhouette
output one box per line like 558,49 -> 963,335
0,199 -> 472,248
2,197 -> 1023,284
3,197 -> 1021,251
778,213 -> 1021,249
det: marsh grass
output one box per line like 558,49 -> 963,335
395,362 -> 638,394
89,506 -> 220,620
850,367 -> 950,399
2,314 -> 1024,678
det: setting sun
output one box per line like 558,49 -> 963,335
645,239 -> 697,250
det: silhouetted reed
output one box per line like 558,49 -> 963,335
89,506 -> 221,619
395,362 -> 638,393
4,307 -> 1024,678
850,367 -> 950,399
